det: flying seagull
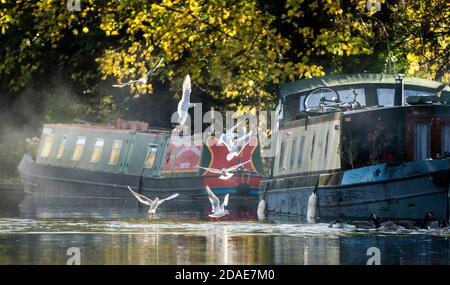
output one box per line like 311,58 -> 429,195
196,160 -> 251,180
218,119 -> 246,152
113,57 -> 164,88
128,186 -> 179,215
177,74 -> 195,125
225,130 -> 254,161
205,185 -> 229,218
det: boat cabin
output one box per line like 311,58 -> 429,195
36,123 -> 173,177
273,74 -> 450,177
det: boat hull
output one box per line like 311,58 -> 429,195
260,160 -> 450,221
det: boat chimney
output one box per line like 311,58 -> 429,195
394,74 -> 405,106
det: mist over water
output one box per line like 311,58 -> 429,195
0,78 -> 87,178
0,189 -> 450,265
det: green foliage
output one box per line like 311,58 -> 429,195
1,0 -> 448,113
388,0 -> 449,83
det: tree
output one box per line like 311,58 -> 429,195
0,0 -> 448,120
387,0 -> 449,83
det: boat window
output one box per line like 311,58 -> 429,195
90,138 -> 105,163
108,139 -> 122,165
144,144 -> 159,169
302,89 -> 337,111
377,88 -> 395,106
413,123 -> 431,160
72,136 -> 86,161
40,129 -> 55,158
298,136 -> 305,167
279,139 -> 286,171
405,89 -> 434,105
300,88 -> 366,112
56,135 -> 67,159
442,123 -> 450,155
338,88 -> 366,106
298,96 -> 305,112
290,138 -> 297,169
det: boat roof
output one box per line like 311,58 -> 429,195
44,123 -> 171,135
280,73 -> 449,98
341,104 -> 450,116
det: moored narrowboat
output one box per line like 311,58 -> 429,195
18,122 -> 264,199
260,74 -> 450,221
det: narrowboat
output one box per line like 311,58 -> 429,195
260,74 -> 450,221
18,121 -> 264,199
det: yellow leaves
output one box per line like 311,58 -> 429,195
223,9 -> 230,20
187,34 -> 197,42
287,9 -> 296,17
308,1 -> 319,10
442,73 -> 450,85
100,19 -> 120,37
224,88 -> 239,99
0,10 -> 15,34
406,52 -> 422,75
82,27 -> 89,33
19,39 -> 31,51
72,29 -> 78,35
227,28 -> 237,37
298,27 -> 313,38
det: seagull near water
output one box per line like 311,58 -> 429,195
112,57 -> 164,88
196,160 -> 251,180
177,74 -> 195,125
127,186 -> 179,215
205,185 -> 229,218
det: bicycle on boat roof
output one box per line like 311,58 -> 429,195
303,87 -> 362,115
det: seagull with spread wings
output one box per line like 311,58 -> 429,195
113,57 -> 164,88
196,160 -> 251,180
225,130 -> 254,161
218,119 -> 245,151
128,186 -> 179,215
205,185 -> 229,218
176,74 -> 196,125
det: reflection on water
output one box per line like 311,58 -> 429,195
0,190 -> 449,264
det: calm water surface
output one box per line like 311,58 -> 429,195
0,189 -> 449,265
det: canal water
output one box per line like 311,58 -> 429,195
0,189 -> 449,265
